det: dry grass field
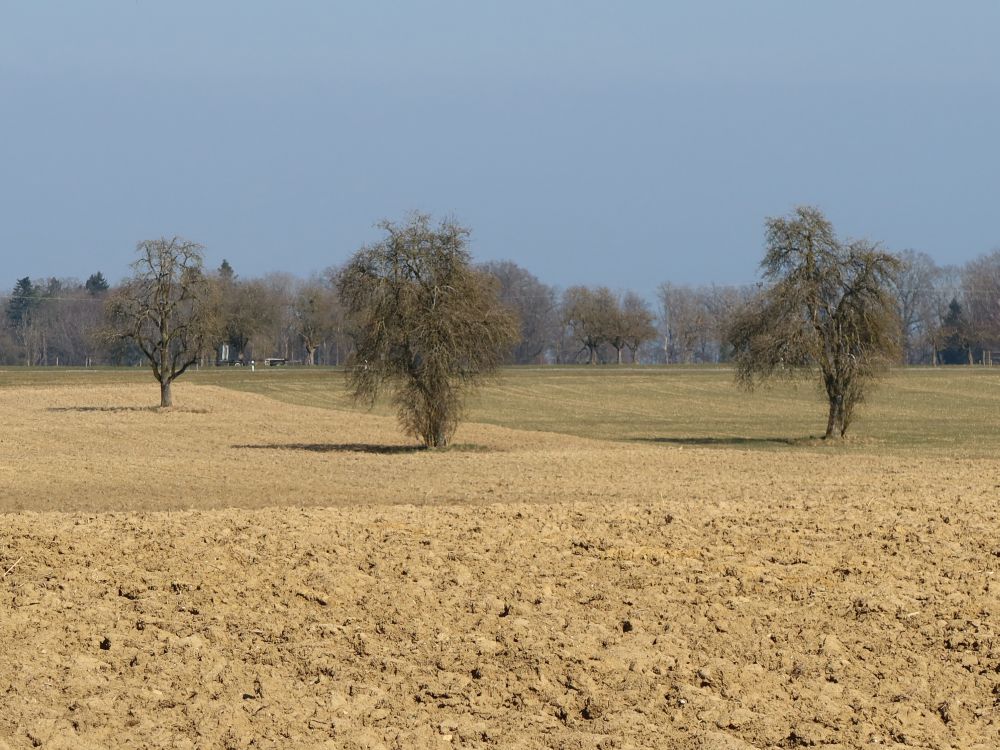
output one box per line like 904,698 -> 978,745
1,367 -> 998,748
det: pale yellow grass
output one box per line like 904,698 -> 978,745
1,382 -> 994,514
2,383 -> 565,512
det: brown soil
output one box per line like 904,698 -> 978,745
1,385 -> 997,748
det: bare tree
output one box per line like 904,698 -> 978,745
337,214 -> 518,448
604,290 -> 656,364
219,277 -> 278,364
890,250 -> 940,363
605,299 -> 629,365
703,284 -> 755,362
653,283 -> 751,364
562,286 -> 616,364
256,272 -> 299,362
620,291 -> 657,363
728,207 -> 900,439
106,238 -> 219,407
657,283 -> 709,363
36,280 -> 107,366
293,277 -> 342,365
319,267 -> 355,365
480,260 -> 559,364
961,250 -> 1000,363
917,264 -> 960,365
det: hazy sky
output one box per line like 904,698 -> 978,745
2,2 -> 998,297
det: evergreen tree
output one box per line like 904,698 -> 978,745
940,298 -> 973,365
7,277 -> 39,326
85,271 -> 110,296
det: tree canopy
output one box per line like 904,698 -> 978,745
479,260 -> 559,364
337,214 -> 518,447
292,277 -> 342,366
728,206 -> 900,438
106,237 -> 220,407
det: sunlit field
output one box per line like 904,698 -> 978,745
1,365 -> 998,748
5,363 -> 993,456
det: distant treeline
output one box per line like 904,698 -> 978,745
2,248 -> 998,367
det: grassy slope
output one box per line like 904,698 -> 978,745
2,364 -> 998,457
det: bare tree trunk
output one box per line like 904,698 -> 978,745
824,395 -> 842,439
306,346 -> 316,365
160,379 -> 173,408
616,347 -> 623,364
427,419 -> 447,448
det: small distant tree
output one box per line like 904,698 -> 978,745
961,250 -> 1000,363
728,207 -> 900,439
7,277 -> 38,323
106,237 -> 219,407
620,291 -> 657,363
601,291 -> 656,364
939,297 -> 974,365
920,264 -> 961,365
218,259 -> 235,282
890,250 -> 939,363
480,260 -> 559,364
337,214 -> 518,447
85,272 -> 110,296
657,283 -> 709,363
6,277 -> 43,365
219,279 -> 277,364
605,298 -> 629,365
562,286 -> 616,364
292,278 -> 341,365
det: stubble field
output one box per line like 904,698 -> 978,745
1,367 -> 998,749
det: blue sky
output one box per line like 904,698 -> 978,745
2,2 -> 998,296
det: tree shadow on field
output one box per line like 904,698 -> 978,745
48,406 -> 209,414
233,442 -> 492,455
49,405 -> 158,414
635,435 -> 817,448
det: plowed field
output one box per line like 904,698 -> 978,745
1,371 -> 998,748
